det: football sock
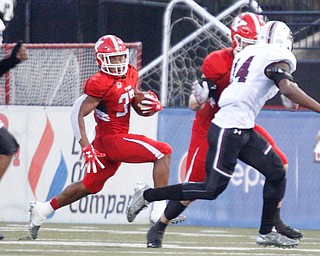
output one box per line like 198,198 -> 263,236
164,200 -> 187,220
259,198 -> 279,235
144,183 -> 184,201
37,201 -> 54,217
155,219 -> 168,232
50,198 -> 60,210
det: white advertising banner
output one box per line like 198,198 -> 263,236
0,106 -> 157,224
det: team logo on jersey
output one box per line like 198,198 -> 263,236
116,82 -> 122,88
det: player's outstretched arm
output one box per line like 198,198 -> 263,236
265,61 -> 320,113
279,80 -> 320,113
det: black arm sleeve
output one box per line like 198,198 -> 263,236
0,41 -> 22,77
265,67 -> 295,87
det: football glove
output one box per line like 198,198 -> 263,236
281,94 -> 299,111
192,80 -> 209,104
81,145 -> 106,174
138,91 -> 163,115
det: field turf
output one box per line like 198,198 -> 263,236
1,222 -> 320,255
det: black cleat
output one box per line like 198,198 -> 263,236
275,224 -> 304,240
0,234 -> 4,240
147,225 -> 164,248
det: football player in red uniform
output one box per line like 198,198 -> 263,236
144,13 -> 302,248
28,35 -> 171,240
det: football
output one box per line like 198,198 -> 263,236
132,91 -> 161,117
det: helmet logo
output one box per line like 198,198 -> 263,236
231,17 -> 248,32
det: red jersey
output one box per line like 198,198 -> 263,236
84,64 -> 138,135
184,47 -> 287,183
192,48 -> 234,136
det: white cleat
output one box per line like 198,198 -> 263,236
169,215 -> 187,225
126,183 -> 150,223
29,201 -> 46,240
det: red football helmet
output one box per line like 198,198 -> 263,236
95,35 -> 129,76
230,12 -> 265,52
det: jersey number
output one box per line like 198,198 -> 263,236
117,89 -> 135,117
233,56 -> 254,83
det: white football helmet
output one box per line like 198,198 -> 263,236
95,34 -> 129,76
257,21 -> 293,51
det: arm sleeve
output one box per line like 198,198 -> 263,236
0,42 -> 23,76
70,94 -> 88,142
0,57 -> 19,77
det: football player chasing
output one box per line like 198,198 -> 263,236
127,20 -> 320,248
28,35 -> 171,240
142,12 -> 303,249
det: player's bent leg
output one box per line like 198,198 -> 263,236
29,181 -> 92,239
153,154 -> 171,188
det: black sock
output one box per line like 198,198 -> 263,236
164,200 -> 187,220
154,219 -> 168,232
259,198 -> 279,235
274,207 -> 288,230
144,183 -> 184,202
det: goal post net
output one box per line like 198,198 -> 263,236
139,0 -> 259,107
0,42 -> 142,106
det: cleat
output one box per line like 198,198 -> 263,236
29,201 -> 46,240
0,234 -> 4,240
169,215 -> 187,225
150,214 -> 187,225
29,224 -> 40,240
275,224 -> 304,240
147,225 -> 164,248
126,183 -> 150,223
256,231 -> 299,248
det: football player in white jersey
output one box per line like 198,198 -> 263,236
126,21 -> 320,248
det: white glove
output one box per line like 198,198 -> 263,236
192,80 -> 209,104
281,94 -> 299,111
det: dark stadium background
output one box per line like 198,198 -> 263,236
3,0 -> 319,106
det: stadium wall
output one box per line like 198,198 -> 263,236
1,106 -> 320,230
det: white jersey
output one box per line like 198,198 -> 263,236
213,44 -> 296,129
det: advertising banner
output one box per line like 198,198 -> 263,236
0,106 -> 157,224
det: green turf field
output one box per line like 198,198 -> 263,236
1,222 -> 320,255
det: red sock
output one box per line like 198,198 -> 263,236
50,198 -> 60,210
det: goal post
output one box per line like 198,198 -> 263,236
139,0 -> 258,107
0,42 -> 142,106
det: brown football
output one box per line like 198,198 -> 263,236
132,91 -> 156,117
